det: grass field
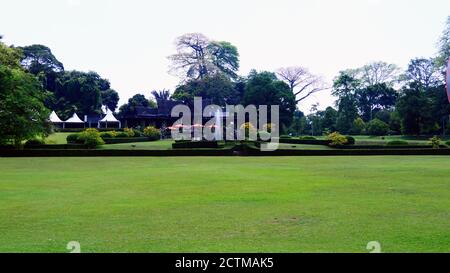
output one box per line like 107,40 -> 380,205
0,156 -> 449,253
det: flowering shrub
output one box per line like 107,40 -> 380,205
429,136 -> 441,149
124,128 -> 135,137
77,128 -> 104,148
327,132 -> 348,146
144,126 -> 161,141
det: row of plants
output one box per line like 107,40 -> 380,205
66,127 -> 161,148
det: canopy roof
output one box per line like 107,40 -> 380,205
100,108 -> 120,123
65,113 -> 84,123
49,111 -> 63,123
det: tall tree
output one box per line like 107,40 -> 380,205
435,16 -> 450,71
242,71 -> 296,129
276,66 -> 327,103
118,94 -> 156,117
101,89 -> 120,112
402,58 -> 442,88
168,33 -> 239,80
0,41 -> 50,146
355,83 -> 397,121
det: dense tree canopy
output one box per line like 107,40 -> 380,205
0,41 -> 50,146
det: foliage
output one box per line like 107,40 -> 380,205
25,139 -> 45,146
0,44 -> 51,147
326,132 -> 348,146
99,132 -> 114,139
124,128 -> 135,137
345,136 -> 356,145
116,132 -> 129,138
446,140 -> 450,147
239,122 -> 257,139
119,94 -> 156,117
300,136 -> 317,140
173,74 -> 236,106
429,136 -> 441,149
242,71 -> 296,129
143,126 -> 161,141
351,118 -> 366,135
66,133 -> 80,144
77,128 -> 104,148
168,33 -> 239,80
366,119 -> 390,136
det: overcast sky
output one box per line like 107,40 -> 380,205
1,0 -> 449,112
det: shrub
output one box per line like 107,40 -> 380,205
327,132 -> 348,146
143,126 -> 161,141
446,140 -> 450,147
350,118 -> 366,135
116,132 -> 129,138
429,136 -> 441,149
100,132 -> 114,139
263,123 -> 275,133
124,128 -> 135,137
386,140 -> 409,146
239,122 -> 257,139
300,136 -> 316,140
133,129 -> 143,137
25,139 -> 45,146
258,131 -> 271,141
367,119 -> 389,136
66,133 -> 80,144
345,136 -> 355,145
77,128 -> 104,148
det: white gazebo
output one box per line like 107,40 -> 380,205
98,107 -> 121,128
49,111 -> 63,123
64,113 -> 85,128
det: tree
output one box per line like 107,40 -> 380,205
396,87 -> 432,135
366,118 -> 389,136
151,89 -> 171,101
0,42 -> 50,146
351,117 -> 366,135
19,44 -> 64,93
172,74 -> 236,106
119,94 -> 155,117
242,71 -> 296,130
101,89 -> 120,112
435,16 -> 450,71
276,66 -> 327,103
53,71 -> 110,118
402,58 -> 442,88
321,107 -> 338,133
168,33 -> 239,80
355,83 -> 397,121
353,61 -> 400,87
335,95 -> 358,134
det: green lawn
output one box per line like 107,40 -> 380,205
99,140 -> 175,150
0,156 -> 449,253
44,132 -> 71,144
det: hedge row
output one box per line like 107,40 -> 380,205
2,147 -> 449,157
102,137 -> 151,144
333,145 -> 447,149
23,144 -> 88,149
172,141 -> 220,149
279,138 -> 331,145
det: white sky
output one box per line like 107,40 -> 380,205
1,0 -> 449,112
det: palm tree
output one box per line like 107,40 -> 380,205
151,89 -> 171,101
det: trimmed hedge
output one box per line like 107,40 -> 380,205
386,140 -> 409,146
279,138 -> 331,145
102,137 -> 151,144
172,141 -> 220,149
23,144 -> 88,149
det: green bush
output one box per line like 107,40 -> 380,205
386,140 -> 409,146
258,131 -> 271,141
100,132 -> 114,139
446,140 -> 450,147
77,128 -> 105,148
124,128 -> 135,137
116,132 -> 129,138
133,129 -> 143,137
429,136 -> 441,149
327,132 -> 348,146
367,119 -> 389,136
143,126 -> 161,141
25,139 -> 45,146
300,136 -> 317,140
66,133 -> 80,144
345,136 -> 355,145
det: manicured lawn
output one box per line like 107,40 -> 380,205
0,156 -> 449,253
99,140 -> 175,150
44,133 -> 71,144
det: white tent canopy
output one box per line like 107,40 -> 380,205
65,113 -> 84,123
98,107 -> 121,128
49,111 -> 63,123
100,108 -> 120,123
